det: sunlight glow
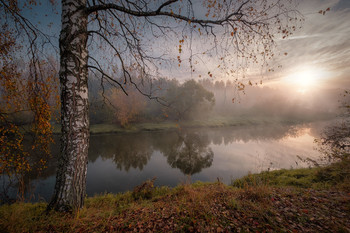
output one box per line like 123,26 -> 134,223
283,67 -> 330,93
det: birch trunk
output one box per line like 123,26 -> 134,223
48,0 -> 89,211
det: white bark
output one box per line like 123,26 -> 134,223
49,0 -> 89,211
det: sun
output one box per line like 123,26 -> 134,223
292,70 -> 317,87
283,67 -> 329,93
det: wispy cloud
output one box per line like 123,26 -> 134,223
271,0 -> 350,88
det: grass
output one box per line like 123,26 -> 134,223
232,158 -> 350,191
232,168 -> 322,189
1,161 -> 349,232
20,113 -> 333,135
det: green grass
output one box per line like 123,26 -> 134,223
232,159 -> 350,191
89,124 -> 129,134
232,168 -> 322,189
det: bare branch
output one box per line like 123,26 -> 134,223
156,0 -> 179,13
86,2 -> 247,27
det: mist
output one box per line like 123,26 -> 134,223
87,76 -> 342,127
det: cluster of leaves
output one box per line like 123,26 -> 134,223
0,1 -> 59,200
27,63 -> 59,171
0,23 -> 31,189
0,124 -> 30,177
131,178 -> 156,200
1,25 -> 29,198
318,7 -> 331,15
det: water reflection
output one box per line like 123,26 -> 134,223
89,134 -> 153,171
206,123 -> 303,145
89,130 -> 214,175
1,122 -> 325,201
161,132 -> 213,175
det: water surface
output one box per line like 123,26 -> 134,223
3,122 -> 325,202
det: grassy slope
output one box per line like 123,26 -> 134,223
1,160 -> 350,232
232,159 -> 350,191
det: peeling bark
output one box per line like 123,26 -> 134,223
48,0 -> 89,211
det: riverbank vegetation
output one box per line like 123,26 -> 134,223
1,158 -> 349,232
53,116 -> 318,135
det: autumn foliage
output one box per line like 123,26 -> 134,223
0,18 -> 59,199
107,86 -> 146,127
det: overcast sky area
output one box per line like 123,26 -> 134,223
20,0 -> 350,96
271,0 -> 350,92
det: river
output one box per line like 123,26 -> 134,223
1,121 -> 327,202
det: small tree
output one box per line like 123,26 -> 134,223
318,90 -> 350,162
107,87 -> 146,127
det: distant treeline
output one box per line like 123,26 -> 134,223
89,76 -> 339,126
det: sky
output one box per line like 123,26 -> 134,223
271,0 -> 350,93
17,0 -> 350,94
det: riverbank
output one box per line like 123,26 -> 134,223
50,116 -> 325,134
1,160 -> 349,232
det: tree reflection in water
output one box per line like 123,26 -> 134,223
89,134 -> 153,171
161,131 -> 214,175
89,130 -> 214,176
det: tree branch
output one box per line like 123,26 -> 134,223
86,1 -> 246,27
